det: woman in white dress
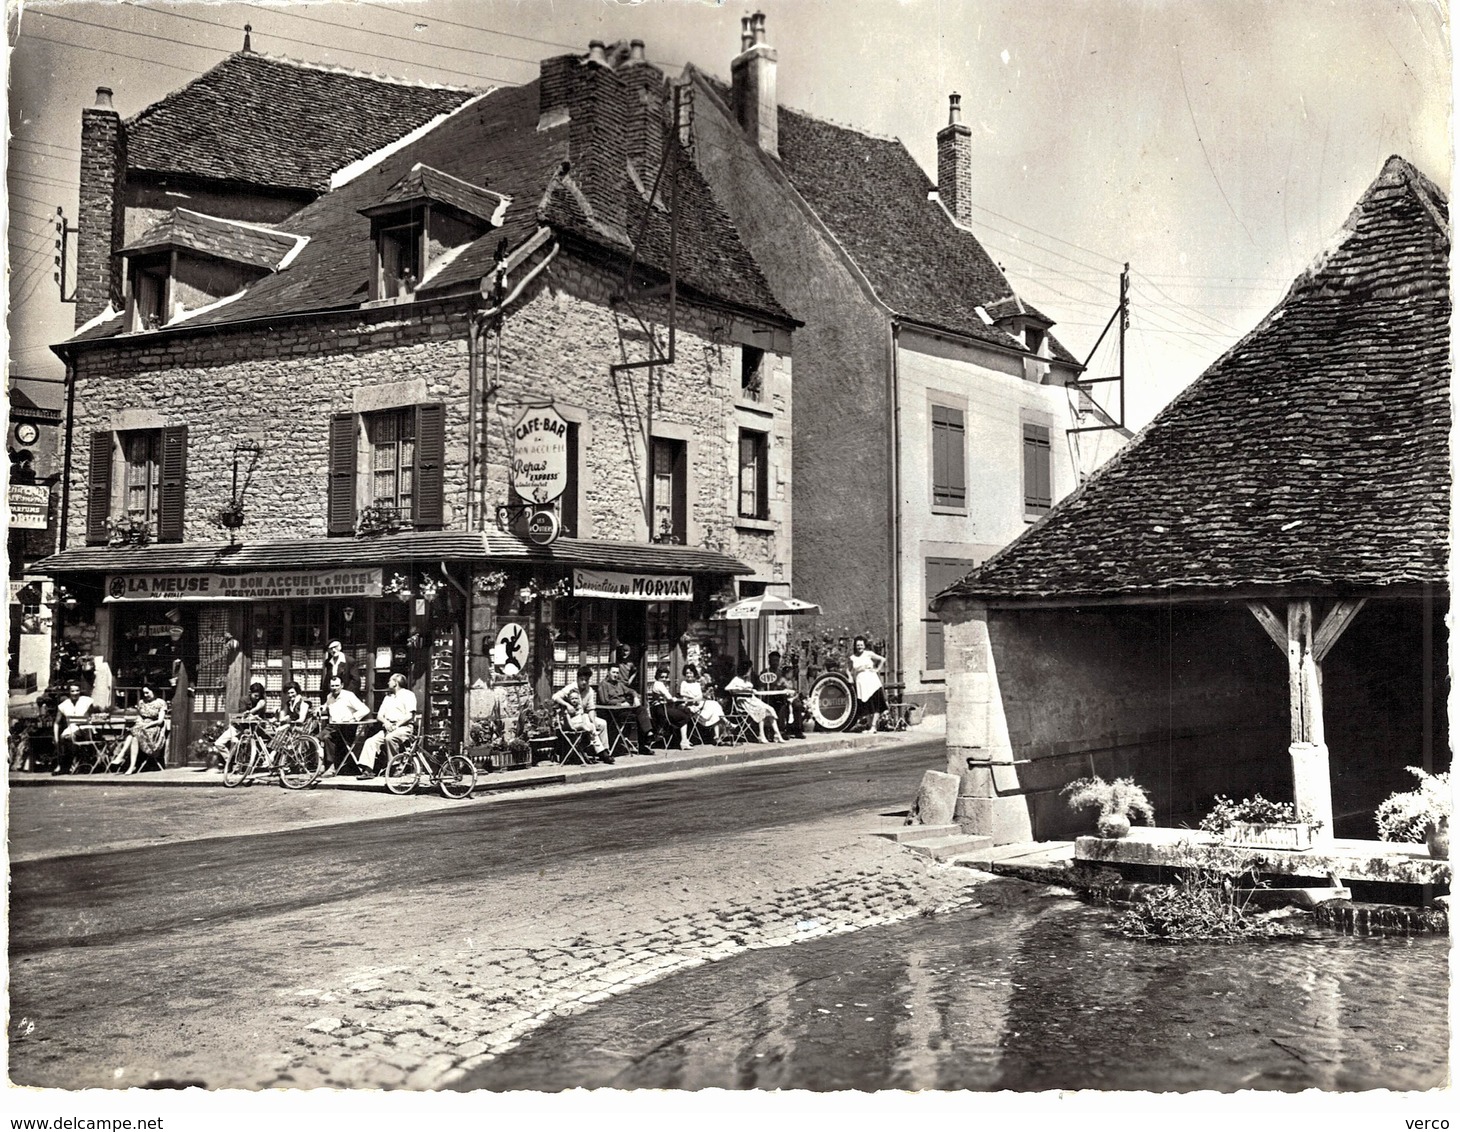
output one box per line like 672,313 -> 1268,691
724,660 -> 783,743
677,664 -> 724,744
847,635 -> 887,732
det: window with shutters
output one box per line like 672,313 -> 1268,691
327,404 -> 445,536
649,437 -> 686,545
737,429 -> 769,520
924,556 -> 975,674
86,426 -> 187,545
1023,421 -> 1052,516
931,402 -> 966,510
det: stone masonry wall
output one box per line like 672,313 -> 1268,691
63,245 -> 791,586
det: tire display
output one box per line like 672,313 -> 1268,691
807,672 -> 856,732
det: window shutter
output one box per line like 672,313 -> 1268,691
949,411 -> 966,501
86,430 -> 113,545
672,441 -> 687,542
328,413 -> 358,535
157,425 -> 188,542
413,402 -> 445,528
756,433 -> 770,519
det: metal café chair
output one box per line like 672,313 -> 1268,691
554,709 -> 596,766
721,692 -> 760,745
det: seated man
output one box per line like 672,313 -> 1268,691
553,665 -> 612,763
211,682 -> 272,770
760,651 -> 807,738
52,680 -> 95,775
598,646 -> 654,756
357,673 -> 416,778
321,674 -> 371,776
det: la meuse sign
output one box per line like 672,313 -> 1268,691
105,568 -> 384,602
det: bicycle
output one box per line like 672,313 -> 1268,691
221,716 -> 324,789
382,723 -> 476,799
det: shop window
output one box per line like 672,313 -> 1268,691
740,346 -> 765,402
931,403 -> 966,509
1023,422 -> 1052,515
328,404 -> 444,535
86,426 -> 188,545
649,437 -> 687,544
738,429 -> 770,521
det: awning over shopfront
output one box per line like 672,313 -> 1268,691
34,530 -> 753,577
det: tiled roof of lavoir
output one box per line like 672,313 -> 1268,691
118,209 -> 302,270
124,53 -> 479,194
936,157 -> 1450,604
693,71 -> 1075,363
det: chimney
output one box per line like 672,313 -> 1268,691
937,93 -> 972,226
619,38 -> 667,177
76,86 -> 126,328
731,11 -> 777,156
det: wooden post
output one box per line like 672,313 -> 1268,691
1248,598 -> 1364,841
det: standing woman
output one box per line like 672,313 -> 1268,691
847,635 -> 887,733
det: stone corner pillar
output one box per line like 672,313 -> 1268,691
938,597 -> 1033,845
1289,741 -> 1335,840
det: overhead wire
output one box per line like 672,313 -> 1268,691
14,29 -> 201,74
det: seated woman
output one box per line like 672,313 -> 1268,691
113,685 -> 168,773
724,660 -> 784,743
551,665 -> 613,763
677,664 -> 724,744
649,665 -> 695,750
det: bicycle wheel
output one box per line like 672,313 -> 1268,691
436,753 -> 477,800
383,751 -> 421,795
221,739 -> 257,788
276,735 -> 323,790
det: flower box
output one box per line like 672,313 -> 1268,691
1222,822 -> 1313,851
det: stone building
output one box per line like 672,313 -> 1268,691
39,40 -> 796,763
932,157 -> 1449,843
7,377 -> 64,694
686,13 -> 1128,719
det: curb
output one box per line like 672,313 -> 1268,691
8,727 -> 942,793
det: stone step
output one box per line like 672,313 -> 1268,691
902,834 -> 994,861
874,823 -> 962,843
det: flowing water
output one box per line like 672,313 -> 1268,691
457,881 -> 1450,1092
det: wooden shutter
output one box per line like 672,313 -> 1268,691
414,402 -> 445,528
85,430 -> 114,545
560,423 -> 580,537
1023,423 -> 1051,510
327,413 -> 358,535
925,557 -> 976,671
157,425 -> 188,542
671,439 -> 687,543
755,432 -> 770,519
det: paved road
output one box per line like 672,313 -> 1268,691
10,738 -> 981,1089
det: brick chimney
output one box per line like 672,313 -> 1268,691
937,93 -> 972,226
76,86 -> 127,327
619,39 -> 666,177
731,11 -> 777,157
538,44 -> 629,237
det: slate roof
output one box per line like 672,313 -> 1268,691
363,164 -> 510,226
65,69 -> 790,346
118,209 -> 302,270
694,70 -> 1076,364
935,157 -> 1450,605
35,530 -> 751,576
125,52 -> 478,194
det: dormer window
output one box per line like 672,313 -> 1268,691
130,256 -> 169,332
1025,325 -> 1046,356
360,164 -> 509,305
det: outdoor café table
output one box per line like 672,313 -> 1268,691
67,713 -> 131,772
594,703 -> 637,760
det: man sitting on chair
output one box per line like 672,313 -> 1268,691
598,646 -> 653,756
322,675 -> 370,776
760,651 -> 807,738
357,673 -> 416,779
553,665 -> 612,763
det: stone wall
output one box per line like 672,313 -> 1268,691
63,244 -> 791,586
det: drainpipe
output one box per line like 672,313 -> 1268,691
59,359 -> 76,552
887,321 -> 903,688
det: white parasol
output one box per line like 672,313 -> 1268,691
712,593 -> 822,620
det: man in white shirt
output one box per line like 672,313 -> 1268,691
357,672 -> 417,778
322,674 -> 370,776
53,680 -> 95,775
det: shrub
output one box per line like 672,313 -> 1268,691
1114,869 -> 1305,942
1375,768 -> 1451,843
1062,775 -> 1155,824
1198,794 -> 1317,836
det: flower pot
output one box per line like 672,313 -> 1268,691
1097,813 -> 1131,839
1426,816 -> 1449,859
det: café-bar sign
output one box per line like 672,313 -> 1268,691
573,568 -> 693,602
106,568 -> 384,602
511,405 -> 568,504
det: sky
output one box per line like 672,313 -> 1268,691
4,0 -> 1451,428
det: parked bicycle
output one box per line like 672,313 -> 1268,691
221,716 -> 324,790
382,723 -> 476,799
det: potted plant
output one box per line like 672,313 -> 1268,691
1062,775 -> 1156,838
1198,794 -> 1320,850
518,702 -> 559,764
1375,767 -> 1451,859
